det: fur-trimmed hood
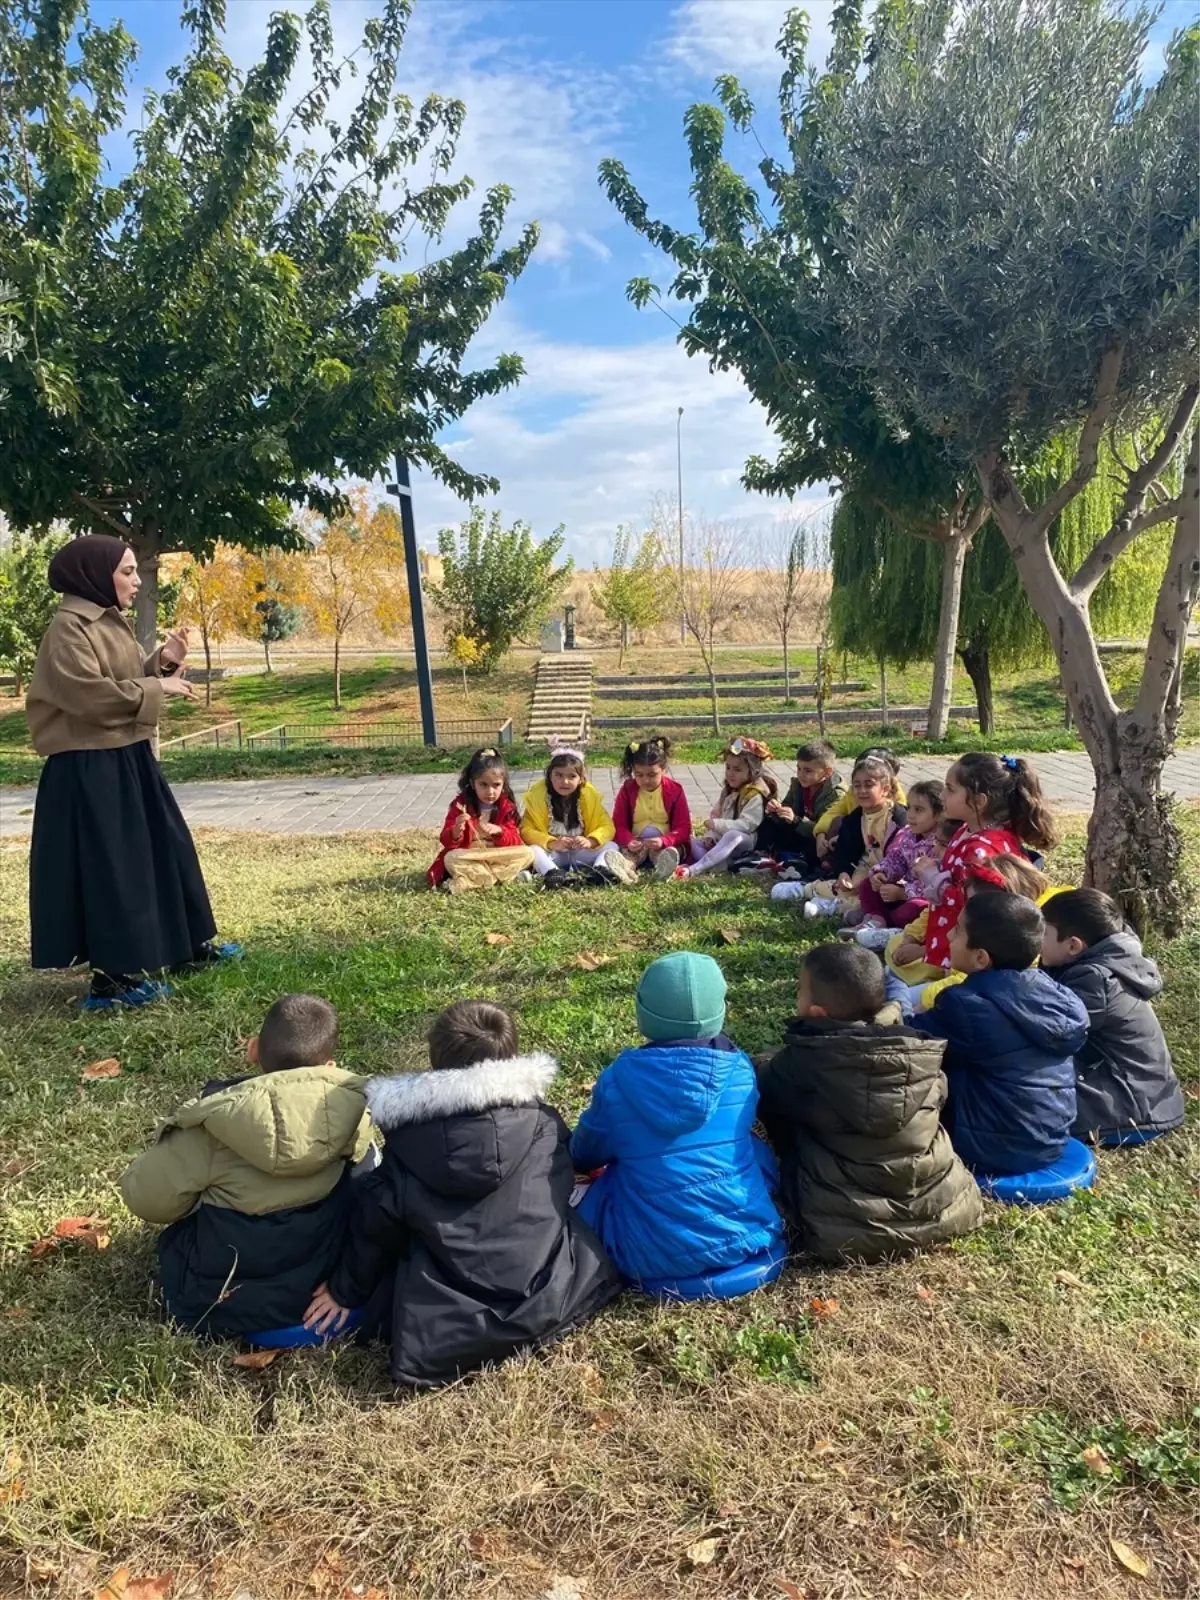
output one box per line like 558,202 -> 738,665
367,1053 -> 558,1129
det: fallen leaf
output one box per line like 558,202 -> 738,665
484,932 -> 512,946
590,1409 -> 616,1431
1079,1444 -> 1111,1475
0,1480 -> 24,1504
81,1057 -> 121,1081
3,1447 -> 21,1473
28,1559 -> 59,1582
810,1439 -> 834,1456
55,1216 -> 110,1249
125,1576 -> 174,1600
1062,1556 -> 1087,1571
1110,1540 -> 1149,1578
96,1568 -> 131,1600
714,1500 -> 740,1521
1055,1269 -> 1088,1290
576,1362 -> 603,1392
773,1583 -> 807,1600
915,1285 -> 934,1301
685,1538 -> 720,1566
716,927 -> 741,944
894,1560 -> 916,1579
573,951 -> 614,971
230,1348 -> 278,1370
809,1295 -> 840,1318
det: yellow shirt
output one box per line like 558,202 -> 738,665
813,780 -> 908,837
632,785 -> 670,834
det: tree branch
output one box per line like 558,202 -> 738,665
1131,427 -> 1200,738
1029,341 -> 1126,535
1070,382 -> 1200,598
72,493 -> 133,537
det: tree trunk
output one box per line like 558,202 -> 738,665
928,530 -> 970,740
980,437 -> 1199,935
815,646 -> 827,736
202,628 -> 213,708
334,632 -> 342,710
264,636 -> 272,673
879,656 -> 889,727
620,620 -> 630,667
782,617 -> 791,700
959,639 -> 994,734
704,646 -> 721,736
131,528 -> 161,656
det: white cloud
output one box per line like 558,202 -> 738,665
665,0 -> 835,80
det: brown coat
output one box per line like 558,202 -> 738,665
26,596 -> 165,756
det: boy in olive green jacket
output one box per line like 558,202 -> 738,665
122,995 -> 371,1337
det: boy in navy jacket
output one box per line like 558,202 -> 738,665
921,894 -> 1088,1175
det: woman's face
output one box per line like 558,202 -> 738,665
852,768 -> 889,810
112,549 -> 140,611
906,793 -> 936,836
473,770 -> 505,806
550,763 -> 583,797
942,764 -> 973,822
633,762 -> 664,793
724,755 -> 751,790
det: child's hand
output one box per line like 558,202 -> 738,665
775,805 -> 795,822
452,805 -> 468,841
627,839 -> 648,861
894,938 -> 924,966
869,871 -> 886,891
878,882 -> 906,903
913,855 -> 936,875
304,1282 -> 350,1336
476,820 -> 501,840
835,872 -> 854,893
816,835 -> 832,858
643,837 -> 663,857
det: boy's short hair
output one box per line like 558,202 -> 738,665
1042,887 -> 1123,946
796,739 -> 836,768
967,853 -> 1049,901
803,944 -> 884,1022
428,1000 -> 518,1069
960,894 -> 1043,970
258,994 -> 340,1073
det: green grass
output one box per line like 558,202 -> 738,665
0,815 -> 1196,1598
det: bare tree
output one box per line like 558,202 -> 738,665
756,503 -> 833,701
653,499 -> 745,735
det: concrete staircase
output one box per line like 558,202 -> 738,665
525,654 -> 593,745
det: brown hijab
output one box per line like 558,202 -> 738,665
48,535 -> 130,610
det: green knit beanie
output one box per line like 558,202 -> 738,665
635,952 -> 727,1042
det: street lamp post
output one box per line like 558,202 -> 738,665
676,406 -> 685,644
386,452 -> 439,747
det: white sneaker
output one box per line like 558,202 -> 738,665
771,881 -> 809,903
803,896 -> 841,920
653,846 -> 681,880
603,851 -> 637,885
855,924 -> 894,951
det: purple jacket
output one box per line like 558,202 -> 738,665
875,826 -> 937,896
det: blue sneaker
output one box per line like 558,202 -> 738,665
171,941 -> 244,975
81,978 -> 173,1012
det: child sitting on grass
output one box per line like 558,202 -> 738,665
771,754 -> 906,918
122,995 -> 371,1338
675,737 -> 778,879
756,945 -> 982,1261
428,748 -> 534,892
521,746 -> 635,885
811,745 -> 907,860
921,894 -> 1088,1175
1041,889 -> 1185,1147
570,953 -> 784,1287
613,735 -> 693,879
757,739 -> 844,873
849,777 -> 945,948
304,1001 -> 620,1388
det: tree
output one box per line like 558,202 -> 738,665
446,632 -> 482,693
652,502 -> 744,735
233,550 -> 307,673
599,5 -> 985,741
0,0 -> 537,652
304,491 -> 409,708
590,525 -> 663,665
0,529 -> 64,694
428,508 -> 573,673
803,0 -> 1198,929
176,542 -> 246,707
757,506 -> 831,700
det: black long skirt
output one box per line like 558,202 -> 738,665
29,742 -> 217,976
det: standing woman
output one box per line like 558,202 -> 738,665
26,536 -> 236,1009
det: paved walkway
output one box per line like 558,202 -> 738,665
2,751 -> 1197,837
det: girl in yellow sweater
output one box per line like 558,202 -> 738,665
522,748 -> 636,884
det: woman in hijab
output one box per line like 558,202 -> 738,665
25,535 -> 238,1009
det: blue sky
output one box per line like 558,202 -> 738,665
91,0 -> 1189,563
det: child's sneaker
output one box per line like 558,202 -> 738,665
602,852 -> 638,885
770,880 -> 809,902
855,924 -> 894,951
803,896 -> 841,920
653,846 -> 681,880
672,865 -> 692,881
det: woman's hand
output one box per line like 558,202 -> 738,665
304,1282 -> 350,1336
878,882 -> 906,903
160,676 -> 197,700
160,625 -> 191,669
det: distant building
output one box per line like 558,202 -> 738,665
418,550 -> 444,586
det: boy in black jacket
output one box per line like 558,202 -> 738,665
757,740 -> 844,872
1041,889 -> 1185,1146
305,1001 -> 619,1387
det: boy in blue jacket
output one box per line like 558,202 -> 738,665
571,952 -> 783,1287
921,894 -> 1088,1175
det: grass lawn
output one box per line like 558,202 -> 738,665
0,815 -> 1196,1599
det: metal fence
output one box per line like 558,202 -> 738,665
159,720 -> 243,752
244,718 -> 514,751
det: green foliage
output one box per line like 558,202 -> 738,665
0,529 -> 65,690
430,508 -> 573,672
591,526 -> 663,661
1004,1409 -> 1200,1510
0,0 -> 536,632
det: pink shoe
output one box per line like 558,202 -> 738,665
673,865 -> 691,880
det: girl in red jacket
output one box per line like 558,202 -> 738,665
612,736 -> 693,880
427,749 -> 535,892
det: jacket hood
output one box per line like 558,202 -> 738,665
367,1054 -> 558,1202
972,969 -> 1089,1051
611,1040 -> 743,1135
1070,932 -> 1163,1000
780,1008 -> 948,1137
169,1064 -> 367,1177
366,1052 -> 557,1128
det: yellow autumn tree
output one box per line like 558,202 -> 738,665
176,543 -> 249,706
303,491 -> 410,707
232,549 -> 311,674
